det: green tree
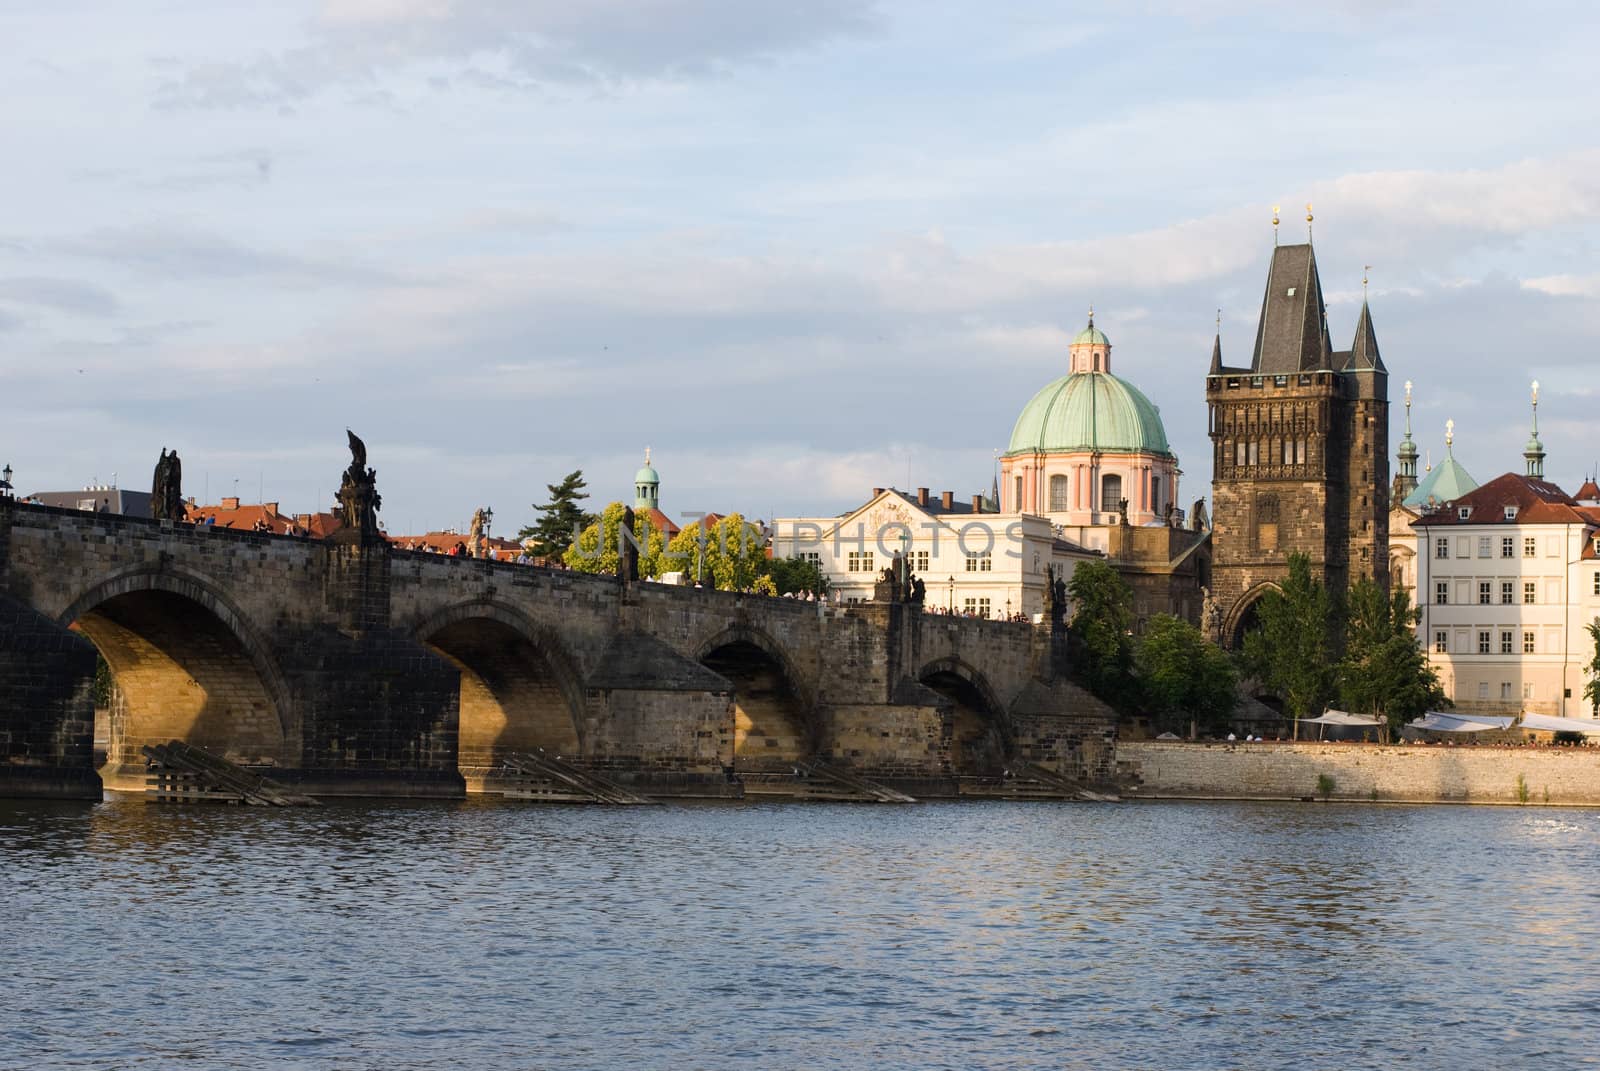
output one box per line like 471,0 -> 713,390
563,501 -> 657,575
1583,619 -> 1600,714
519,470 -> 595,558
1337,574 -> 1447,739
767,556 -> 830,596
1239,552 -> 1334,738
1067,560 -> 1137,707
1137,614 -> 1238,736
660,513 -> 770,590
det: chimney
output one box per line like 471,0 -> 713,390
264,502 -> 279,515
872,487 -> 885,498
941,490 -> 954,510
971,494 -> 984,513
221,496 -> 240,510
917,487 -> 929,506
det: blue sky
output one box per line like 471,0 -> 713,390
3,1 -> 1598,534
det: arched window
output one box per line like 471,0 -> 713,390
1150,476 -> 1161,514
1101,473 -> 1123,512
1048,474 -> 1070,511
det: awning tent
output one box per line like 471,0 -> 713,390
1301,710 -> 1385,727
1407,712 -> 1514,733
1514,712 -> 1600,736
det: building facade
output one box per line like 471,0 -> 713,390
1206,239 -> 1389,645
772,487 -> 1099,618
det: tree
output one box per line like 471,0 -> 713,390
563,502 -> 658,575
1336,574 -> 1447,739
519,470 -> 595,558
1239,552 -> 1334,739
1583,619 -> 1600,714
1137,614 -> 1238,736
1067,560 -> 1137,708
660,513 -> 769,590
767,556 -> 830,596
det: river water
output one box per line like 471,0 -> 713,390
3,795 -> 1598,1070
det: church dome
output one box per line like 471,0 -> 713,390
635,463 -> 659,486
1004,371 -> 1172,457
1072,323 -> 1110,347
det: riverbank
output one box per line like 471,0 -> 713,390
1121,740 -> 1600,805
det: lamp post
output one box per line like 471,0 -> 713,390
948,575 -> 955,613
0,462 -> 12,500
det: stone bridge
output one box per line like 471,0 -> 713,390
0,501 -> 1116,800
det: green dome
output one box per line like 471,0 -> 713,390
635,464 -> 659,486
1005,371 -> 1172,457
1073,324 -> 1110,346
1403,456 -> 1477,509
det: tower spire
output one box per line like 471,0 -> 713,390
1525,380 -> 1546,478
1209,308 -> 1223,375
1394,379 -> 1419,499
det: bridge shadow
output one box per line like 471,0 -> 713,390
419,611 -> 584,790
70,589 -> 287,790
701,639 -> 817,773
918,661 -> 1012,776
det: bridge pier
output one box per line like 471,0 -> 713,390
0,594 -> 103,800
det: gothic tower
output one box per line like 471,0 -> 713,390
1205,238 -> 1389,645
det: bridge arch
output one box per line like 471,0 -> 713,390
695,624 -> 818,768
413,601 -> 587,780
917,655 -> 1013,774
59,566 -> 294,788
1223,581 -> 1282,651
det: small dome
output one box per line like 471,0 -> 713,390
1072,324 -> 1110,347
1004,371 -> 1171,457
635,464 -> 659,486
1403,455 -> 1478,509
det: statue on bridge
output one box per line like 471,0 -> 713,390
467,507 -> 488,558
617,505 -> 639,583
1043,564 -> 1068,631
150,448 -> 185,522
334,429 -> 384,545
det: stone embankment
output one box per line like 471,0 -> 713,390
1121,740 -> 1600,806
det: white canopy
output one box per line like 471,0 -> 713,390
1515,712 -> 1600,736
1302,709 -> 1385,727
1407,712 -> 1514,733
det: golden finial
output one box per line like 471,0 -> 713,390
644,445 -> 652,465
1363,264 -> 1371,298
1404,379 -> 1412,406
1272,204 -> 1280,244
1445,418 -> 1455,451
1305,202 -> 1314,241
1087,303 -> 1094,327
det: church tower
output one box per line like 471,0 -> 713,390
1205,227 -> 1389,645
634,448 -> 660,513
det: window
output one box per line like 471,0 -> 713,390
1248,442 -> 1259,465
847,551 -> 874,573
1458,507 -> 1471,521
1501,682 -> 1514,700
1593,572 -> 1600,597
911,551 -> 929,572
1525,537 -> 1538,558
1479,582 -> 1492,605
1524,582 -> 1536,605
1500,631 -> 1514,654
1501,582 -> 1514,605
1523,631 -> 1536,654
1150,477 -> 1161,513
1478,631 -> 1491,655
800,551 -> 821,568
1048,474 -> 1070,512
1434,631 -> 1448,653
1523,682 -> 1535,699
1435,581 -> 1449,605
1504,506 -> 1518,520
1014,476 -> 1023,510
1457,537 -> 1471,558
1235,441 -> 1246,466
1478,682 -> 1489,700
1502,537 -> 1515,558
962,597 -> 992,618
1477,536 -> 1491,558
1296,440 -> 1307,464
965,553 -> 991,572
1435,537 -> 1450,560
1100,473 -> 1123,511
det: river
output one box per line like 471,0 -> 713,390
3,795 -> 1598,1070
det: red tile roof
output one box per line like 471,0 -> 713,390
1411,472 -> 1592,527
187,500 -> 340,537
388,532 -> 525,560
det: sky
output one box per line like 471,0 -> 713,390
3,0 -> 1599,535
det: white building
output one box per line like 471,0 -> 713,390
772,487 -> 1098,619
1409,403 -> 1600,718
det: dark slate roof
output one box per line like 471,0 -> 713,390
1250,243 -> 1334,374
27,488 -> 153,518
1209,333 -> 1223,375
888,490 -> 987,516
1345,299 -> 1384,371
586,630 -> 731,692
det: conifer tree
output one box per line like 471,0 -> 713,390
520,470 -> 595,557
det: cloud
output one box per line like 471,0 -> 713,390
0,277 -> 120,317
45,222 -> 403,287
156,0 -> 881,109
1522,274 -> 1600,298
